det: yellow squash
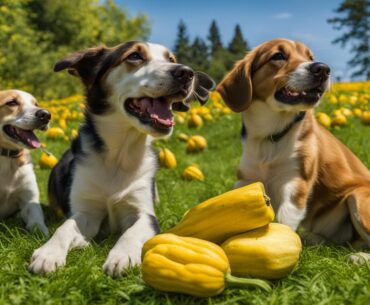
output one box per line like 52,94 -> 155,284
182,165 -> 204,181
141,234 -> 271,297
362,111 -> 370,124
39,152 -> 58,169
176,132 -> 189,142
331,113 -> 347,126
188,113 -> 203,128
316,112 -> 331,128
159,148 -> 177,168
186,135 -> 207,152
46,127 -> 65,139
168,182 -> 274,243
222,223 -> 302,279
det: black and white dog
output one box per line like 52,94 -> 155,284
29,41 -> 214,276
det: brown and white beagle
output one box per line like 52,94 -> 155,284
217,38 -> 370,263
0,89 -> 50,235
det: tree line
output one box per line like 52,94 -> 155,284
0,0 -> 367,101
0,0 -> 149,99
174,20 -> 249,83
174,0 -> 369,82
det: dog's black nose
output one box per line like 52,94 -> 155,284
171,65 -> 194,84
35,109 -> 51,123
309,62 -> 330,80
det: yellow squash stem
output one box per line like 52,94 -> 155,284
225,273 -> 272,292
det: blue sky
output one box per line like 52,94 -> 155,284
119,0 -> 351,80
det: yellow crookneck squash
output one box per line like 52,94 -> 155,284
222,223 -> 302,279
141,233 -> 271,297
168,182 -> 275,243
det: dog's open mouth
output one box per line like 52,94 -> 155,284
275,86 -> 325,105
3,125 -> 41,149
124,97 -> 175,132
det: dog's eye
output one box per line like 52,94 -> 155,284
127,52 -> 143,61
169,56 -> 175,63
270,52 -> 286,61
6,99 -> 18,107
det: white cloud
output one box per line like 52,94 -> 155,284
274,13 -> 292,20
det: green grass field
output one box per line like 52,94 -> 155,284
0,98 -> 370,305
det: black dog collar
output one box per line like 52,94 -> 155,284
0,147 -> 22,158
267,111 -> 306,142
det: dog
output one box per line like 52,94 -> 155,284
217,38 -> 370,263
29,41 -> 215,276
0,89 -> 50,235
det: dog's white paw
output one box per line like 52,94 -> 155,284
348,252 -> 370,264
103,248 -> 141,277
29,246 -> 66,274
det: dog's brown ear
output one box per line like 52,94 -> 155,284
217,57 -> 253,112
54,46 -> 109,87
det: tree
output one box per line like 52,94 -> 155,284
0,0 -> 47,94
207,48 -> 233,83
0,0 -> 150,99
190,37 -> 209,71
207,20 -> 223,56
228,24 -> 249,57
174,20 -> 191,65
98,0 -> 150,46
227,24 -> 249,69
328,0 -> 370,79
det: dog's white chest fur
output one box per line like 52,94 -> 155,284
237,102 -> 306,230
70,116 -> 158,233
0,161 -> 36,217
72,148 -> 156,203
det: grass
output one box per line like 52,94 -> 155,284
1,98 -> 370,305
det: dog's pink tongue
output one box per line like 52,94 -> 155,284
17,129 -> 41,149
142,98 -> 174,127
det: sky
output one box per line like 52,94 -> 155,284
119,0 -> 351,80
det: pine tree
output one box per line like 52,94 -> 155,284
174,20 -> 191,65
207,20 -> 223,56
227,24 -> 249,69
328,0 -> 369,79
228,24 -> 249,56
190,36 -> 209,71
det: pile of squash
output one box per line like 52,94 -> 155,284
141,182 -> 302,297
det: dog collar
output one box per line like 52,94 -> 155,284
268,111 -> 306,142
0,147 -> 22,158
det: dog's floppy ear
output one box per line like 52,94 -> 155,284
54,46 -> 109,87
193,71 -> 216,105
217,55 -> 254,112
173,71 -> 215,112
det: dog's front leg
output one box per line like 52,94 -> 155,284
20,201 -> 48,236
18,173 -> 48,235
103,211 -> 159,277
347,190 -> 370,264
275,180 -> 308,231
29,211 -> 105,274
